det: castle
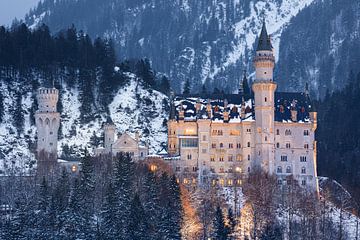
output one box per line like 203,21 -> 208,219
35,87 -> 61,176
167,22 -> 319,191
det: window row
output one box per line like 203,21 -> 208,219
276,129 -> 310,136
211,142 -> 248,148
280,155 -> 308,162
276,143 -> 310,149
276,166 -> 307,174
278,179 -> 307,186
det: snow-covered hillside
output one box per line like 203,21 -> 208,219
0,73 -> 169,176
26,0 -> 315,93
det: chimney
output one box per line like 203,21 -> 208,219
206,99 -> 212,119
291,109 -> 297,122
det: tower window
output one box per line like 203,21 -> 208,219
285,130 -> 291,136
301,167 -> 306,174
276,129 -> 280,135
265,136 -> 267,141
220,143 -> 224,148
265,97 -> 267,102
304,144 -> 309,149
276,143 -> 280,148
281,155 -> 288,162
300,156 -> 307,162
247,154 -> 251,161
304,130 -> 309,136
50,131 -> 53,135
286,143 -> 291,149
247,142 -> 250,147
286,166 -> 292,173
277,166 -> 282,173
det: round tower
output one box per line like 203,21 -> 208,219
252,20 -> 277,173
35,88 -> 60,161
104,123 -> 116,154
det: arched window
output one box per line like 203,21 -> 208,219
45,118 -> 50,125
276,129 -> 280,135
276,142 -> 280,148
286,166 -> 292,173
301,167 -> 306,174
220,143 -> 224,148
247,142 -> 251,147
277,166 -> 282,173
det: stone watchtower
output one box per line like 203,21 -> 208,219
252,21 -> 277,173
35,88 -> 60,162
104,122 -> 116,154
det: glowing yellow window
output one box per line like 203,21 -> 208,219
192,178 -> 196,184
150,164 -> 157,172
230,130 -> 240,136
71,165 -> 77,172
237,179 -> 242,185
219,179 -> 225,186
185,129 -> 196,135
183,178 -> 189,184
212,179 -> 217,186
227,179 -> 233,186
236,155 -> 242,161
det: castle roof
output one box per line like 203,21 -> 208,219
172,92 -> 313,123
256,21 -> 273,51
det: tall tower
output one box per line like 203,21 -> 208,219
35,88 -> 60,165
252,20 -> 277,173
104,122 -> 116,154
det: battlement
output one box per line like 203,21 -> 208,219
37,88 -> 59,113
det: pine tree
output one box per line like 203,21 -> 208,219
159,75 -> 171,95
13,91 -> 24,135
113,153 -> 134,239
243,76 -> 251,100
227,208 -> 236,237
128,194 -> 149,240
212,205 -> 229,240
101,182 -> 118,240
183,79 -> 191,94
0,91 -> 4,123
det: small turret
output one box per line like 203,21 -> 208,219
169,91 -> 176,120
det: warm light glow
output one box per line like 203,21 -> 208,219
183,178 -> 189,184
71,165 -> 77,172
150,164 -> 158,172
219,178 -> 224,186
184,128 -> 196,135
230,129 -> 240,136
227,179 -> 233,186
236,167 -> 242,173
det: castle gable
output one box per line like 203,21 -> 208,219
112,133 -> 138,150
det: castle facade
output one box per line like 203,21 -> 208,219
167,22 -> 318,191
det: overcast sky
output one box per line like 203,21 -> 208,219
0,0 -> 40,26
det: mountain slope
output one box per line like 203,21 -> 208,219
26,0 -> 314,93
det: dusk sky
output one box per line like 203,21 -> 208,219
0,0 -> 40,26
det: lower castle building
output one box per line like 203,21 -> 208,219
167,21 -> 318,192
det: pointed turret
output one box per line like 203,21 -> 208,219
256,20 -> 273,51
169,90 -> 176,120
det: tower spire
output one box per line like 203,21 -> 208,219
256,20 -> 273,51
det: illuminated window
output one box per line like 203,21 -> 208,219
230,130 -> 240,136
237,179 -> 242,185
227,179 -> 233,186
150,165 -> 157,172
212,179 -> 217,186
219,179 -> 225,186
192,178 -> 196,184
236,155 -> 242,161
71,165 -> 77,172
235,167 -> 242,173
210,156 -> 215,162
183,178 -> 189,184
185,128 -> 196,135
